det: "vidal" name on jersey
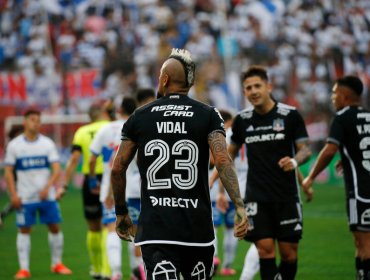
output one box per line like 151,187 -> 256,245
156,122 -> 187,134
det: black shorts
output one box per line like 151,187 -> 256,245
244,201 -> 303,242
82,174 -> 102,220
347,198 -> 370,232
141,244 -> 214,280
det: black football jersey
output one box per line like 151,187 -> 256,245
121,93 -> 225,246
231,102 -> 309,202
327,106 -> 370,200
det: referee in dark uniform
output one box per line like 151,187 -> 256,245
303,76 -> 370,280
229,65 -> 311,280
111,48 -> 248,280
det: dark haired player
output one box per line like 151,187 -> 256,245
229,65 -> 311,280
5,109 -> 72,279
302,76 -> 370,280
111,48 -> 248,280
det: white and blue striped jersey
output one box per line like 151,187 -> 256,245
5,134 -> 60,203
90,119 -> 141,203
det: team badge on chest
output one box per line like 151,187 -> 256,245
273,118 -> 285,132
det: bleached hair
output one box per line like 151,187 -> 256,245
168,48 -> 195,87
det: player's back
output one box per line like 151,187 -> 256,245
122,93 -> 225,245
333,106 -> 370,199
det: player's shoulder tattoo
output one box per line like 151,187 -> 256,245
208,130 -> 227,153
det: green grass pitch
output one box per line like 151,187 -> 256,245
0,183 -> 354,280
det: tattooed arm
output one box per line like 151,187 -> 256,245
208,131 -> 248,239
111,139 -> 137,241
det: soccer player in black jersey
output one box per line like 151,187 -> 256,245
229,65 -> 311,280
111,49 -> 248,280
302,76 -> 370,280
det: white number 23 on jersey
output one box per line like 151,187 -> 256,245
145,139 -> 198,190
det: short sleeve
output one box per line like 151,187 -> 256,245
48,140 -> 60,163
4,142 -> 16,166
291,110 -> 309,143
230,114 -> 244,146
72,128 -> 83,151
208,107 -> 226,136
327,116 -> 342,146
121,112 -> 137,142
90,128 -> 104,156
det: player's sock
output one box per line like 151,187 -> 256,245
259,258 -> 279,280
222,227 -> 237,268
101,228 -> 111,277
362,258 -> 370,280
240,244 -> 260,280
87,230 -> 103,275
279,260 -> 297,280
48,232 -> 63,266
356,257 -> 364,279
17,233 -> 31,271
107,231 -> 122,276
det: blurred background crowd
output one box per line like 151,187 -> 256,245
0,0 -> 370,155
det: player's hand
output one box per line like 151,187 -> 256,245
216,193 -> 229,214
335,160 -> 343,176
302,177 -> 314,202
278,156 -> 297,172
39,187 -> 49,200
10,194 -> 22,209
56,186 -> 67,200
116,214 -> 135,242
234,206 -> 248,240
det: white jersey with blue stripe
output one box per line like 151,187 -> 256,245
5,134 -> 60,203
90,119 -> 141,202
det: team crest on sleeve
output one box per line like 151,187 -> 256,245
272,118 -> 285,132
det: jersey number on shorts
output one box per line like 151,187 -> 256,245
145,139 -> 199,190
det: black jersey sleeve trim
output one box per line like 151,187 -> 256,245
327,137 -> 340,146
209,129 -> 226,137
295,137 -> 309,143
71,144 -> 82,152
121,136 -> 134,141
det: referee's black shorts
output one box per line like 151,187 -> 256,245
82,174 -> 102,220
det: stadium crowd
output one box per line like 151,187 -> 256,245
1,1 -> 370,279
1,0 -> 369,118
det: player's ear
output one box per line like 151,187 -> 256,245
163,74 -> 169,88
267,83 -> 273,94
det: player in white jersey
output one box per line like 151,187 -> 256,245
4,109 -> 72,279
89,90 -> 155,280
89,97 -> 137,280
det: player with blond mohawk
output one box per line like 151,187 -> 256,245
111,48 -> 248,280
